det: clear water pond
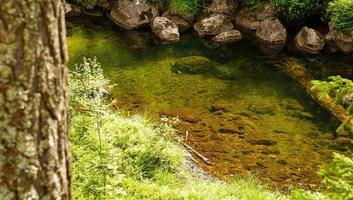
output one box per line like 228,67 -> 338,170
67,17 -> 352,191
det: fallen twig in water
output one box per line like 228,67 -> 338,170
175,130 -> 211,165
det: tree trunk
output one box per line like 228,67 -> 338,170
0,0 -> 70,199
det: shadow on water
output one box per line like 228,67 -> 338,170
67,17 -> 351,191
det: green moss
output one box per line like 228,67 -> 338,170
270,0 -> 327,21
172,56 -> 215,74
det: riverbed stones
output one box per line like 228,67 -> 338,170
109,0 -> 158,29
212,29 -> 242,43
295,27 -> 325,55
172,56 -> 215,74
203,0 -> 238,16
255,18 -> 287,55
152,17 -> 180,43
194,14 -> 234,37
326,23 -> 353,54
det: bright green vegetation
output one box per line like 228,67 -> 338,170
311,76 -> 353,133
69,57 -> 288,200
291,153 -> 353,200
270,0 -> 325,21
327,0 -> 353,35
70,0 -> 98,9
148,0 -> 203,14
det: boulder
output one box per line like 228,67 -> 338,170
235,3 -> 275,34
97,0 -> 112,10
65,3 -> 82,17
172,56 -> 215,74
194,14 -> 234,37
109,0 -> 158,29
212,29 -> 242,43
326,23 -> 353,54
162,13 -> 191,33
203,0 -> 238,16
152,17 -> 180,43
295,27 -> 325,55
255,18 -> 287,55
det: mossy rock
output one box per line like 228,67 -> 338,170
172,56 -> 215,74
213,65 -> 241,80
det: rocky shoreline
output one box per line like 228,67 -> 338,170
65,0 -> 353,56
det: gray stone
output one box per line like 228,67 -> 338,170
109,0 -> 158,29
152,17 -> 180,43
194,14 -> 234,37
212,29 -> 242,43
295,27 -> 325,55
255,18 -> 287,55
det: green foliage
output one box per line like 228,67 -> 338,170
240,0 -> 262,8
311,76 -> 353,110
169,0 -> 200,14
69,57 -> 287,200
290,153 -> 353,200
71,0 -> 98,9
327,0 -> 353,35
69,57 -> 185,199
147,0 -> 205,14
311,76 -> 353,133
270,0 -> 324,21
319,153 -> 353,199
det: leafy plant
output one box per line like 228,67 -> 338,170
311,76 -> 353,133
327,0 -> 353,35
291,153 -> 353,200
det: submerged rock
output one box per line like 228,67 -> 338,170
172,56 -> 215,74
203,0 -> 238,16
109,0 -> 158,29
295,27 -> 325,55
194,14 -> 234,37
212,29 -> 242,43
248,104 -> 276,115
152,17 -> 180,43
326,23 -> 353,54
255,18 -> 287,55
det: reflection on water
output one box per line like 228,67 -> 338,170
67,17 -> 351,191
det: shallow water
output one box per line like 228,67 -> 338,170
67,17 -> 351,191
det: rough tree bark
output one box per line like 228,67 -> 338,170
0,0 -> 70,199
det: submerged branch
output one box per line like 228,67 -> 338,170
267,57 -> 353,133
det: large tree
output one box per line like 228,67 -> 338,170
0,0 -> 70,199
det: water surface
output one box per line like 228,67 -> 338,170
67,17 -> 351,191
